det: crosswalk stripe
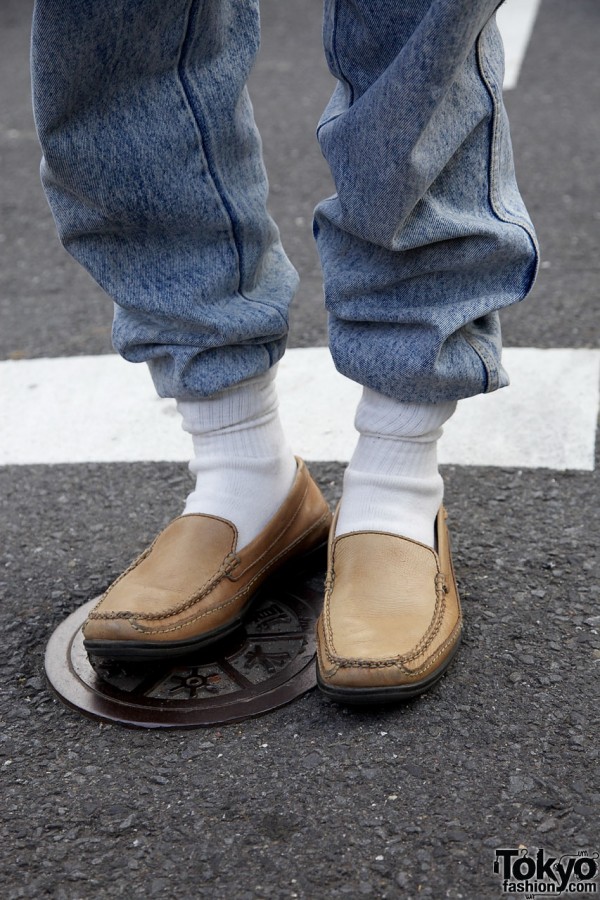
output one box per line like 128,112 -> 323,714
1,347 -> 598,470
497,0 -> 542,90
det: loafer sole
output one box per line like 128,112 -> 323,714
84,614 -> 245,661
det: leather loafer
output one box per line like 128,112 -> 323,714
316,508 -> 462,703
83,458 -> 332,660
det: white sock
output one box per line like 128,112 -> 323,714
335,388 -> 457,548
176,367 -> 297,551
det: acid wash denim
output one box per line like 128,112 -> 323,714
31,0 -> 538,403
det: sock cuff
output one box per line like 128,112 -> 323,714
177,367 -> 279,436
349,433 -> 439,478
355,388 -> 456,439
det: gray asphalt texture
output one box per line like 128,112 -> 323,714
1,1 -> 599,898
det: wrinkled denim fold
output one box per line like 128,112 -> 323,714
31,0 -> 538,402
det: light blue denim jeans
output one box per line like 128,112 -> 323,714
31,0 -> 538,402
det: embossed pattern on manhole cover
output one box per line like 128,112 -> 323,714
45,571 -> 324,728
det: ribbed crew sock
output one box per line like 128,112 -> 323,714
335,388 -> 457,549
177,368 -> 297,551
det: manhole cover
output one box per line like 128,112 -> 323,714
45,569 -> 324,728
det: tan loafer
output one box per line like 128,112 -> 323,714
83,458 -> 332,660
316,507 -> 462,703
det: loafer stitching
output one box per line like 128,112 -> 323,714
315,621 -> 340,677
87,535 -> 162,619
397,571 -> 447,663
398,616 -> 463,677
123,511 -> 331,635
90,550 -> 239,621
318,616 -> 462,677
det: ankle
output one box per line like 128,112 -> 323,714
335,390 -> 456,548
176,370 -> 297,550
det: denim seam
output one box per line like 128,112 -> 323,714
476,29 -> 540,280
326,0 -> 354,108
316,113 -> 342,141
176,3 -> 289,332
468,26 -> 540,393
177,0 -> 248,305
462,332 -> 497,393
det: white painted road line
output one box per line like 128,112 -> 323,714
1,348 -> 598,470
279,347 -> 600,471
497,0 -> 542,90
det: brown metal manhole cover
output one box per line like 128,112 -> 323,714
45,570 -> 324,728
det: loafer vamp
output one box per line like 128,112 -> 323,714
317,509 -> 462,693
82,515 -> 241,641
325,534 -> 441,661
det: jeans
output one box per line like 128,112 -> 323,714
31,0 -> 538,402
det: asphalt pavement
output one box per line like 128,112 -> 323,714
1,1 -> 599,898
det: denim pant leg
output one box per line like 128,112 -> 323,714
31,0 -> 297,399
316,0 -> 540,402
